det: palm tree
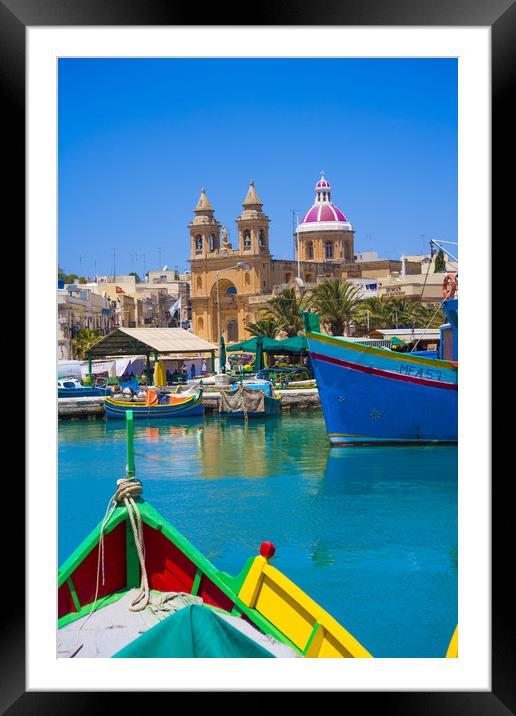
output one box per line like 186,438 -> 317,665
72,328 -> 102,359
310,279 -> 361,336
382,298 -> 417,329
354,296 -> 390,334
411,301 -> 445,328
266,288 -> 310,337
244,316 -> 281,338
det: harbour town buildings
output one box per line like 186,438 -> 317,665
189,174 -> 422,344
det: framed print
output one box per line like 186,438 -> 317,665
5,0 -> 508,710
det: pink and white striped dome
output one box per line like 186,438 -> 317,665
301,203 -> 347,224
297,173 -> 352,233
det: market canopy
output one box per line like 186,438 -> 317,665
88,327 -> 217,358
228,335 -> 308,355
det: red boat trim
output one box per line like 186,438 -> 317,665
311,352 -> 458,391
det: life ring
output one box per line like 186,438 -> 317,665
442,274 -> 457,299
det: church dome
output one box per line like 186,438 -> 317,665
297,173 -> 352,234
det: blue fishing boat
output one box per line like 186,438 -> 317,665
304,293 -> 458,446
104,386 -> 204,419
58,378 -> 112,398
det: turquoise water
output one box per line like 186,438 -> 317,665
58,413 -> 457,657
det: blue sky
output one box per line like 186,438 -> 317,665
58,58 -> 457,278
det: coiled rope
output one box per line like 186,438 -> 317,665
58,477 -> 149,657
101,477 -> 150,612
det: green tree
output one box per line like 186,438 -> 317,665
383,297 -> 416,329
310,279 -> 361,336
244,315 -> 281,338
434,249 -> 446,273
64,273 -> 79,284
411,301 -> 445,328
79,276 -> 88,284
129,271 -> 141,282
354,296 -> 391,334
266,288 -> 310,337
71,328 -> 102,359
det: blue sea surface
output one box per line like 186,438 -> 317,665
58,413 -> 457,657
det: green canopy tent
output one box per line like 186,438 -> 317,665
277,335 -> 309,354
228,336 -> 280,353
390,336 -> 408,347
228,335 -> 308,356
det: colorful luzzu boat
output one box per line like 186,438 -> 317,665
104,386 -> 204,419
57,412 -> 372,658
303,295 -> 458,446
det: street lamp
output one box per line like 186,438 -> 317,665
216,262 -> 250,372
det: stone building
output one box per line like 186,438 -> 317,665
57,284 -> 112,360
189,174 -> 422,344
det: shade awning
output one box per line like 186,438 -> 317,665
228,335 -> 308,355
87,328 -> 217,357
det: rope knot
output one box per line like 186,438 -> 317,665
114,477 -> 143,503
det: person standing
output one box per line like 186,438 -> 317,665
190,362 -> 196,380
201,359 -> 208,375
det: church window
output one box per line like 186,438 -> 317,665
325,242 -> 334,259
306,241 -> 314,260
226,286 -> 237,295
243,231 -> 251,251
195,235 -> 203,254
245,272 -> 250,286
210,234 -> 216,251
259,229 -> 265,248
227,320 -> 238,343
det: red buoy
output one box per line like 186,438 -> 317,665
260,541 -> 276,559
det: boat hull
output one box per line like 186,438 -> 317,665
104,391 -> 204,419
223,395 -> 281,418
308,332 -> 458,445
58,498 -> 371,658
58,387 -> 112,398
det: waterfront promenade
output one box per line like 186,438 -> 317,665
58,388 -> 321,419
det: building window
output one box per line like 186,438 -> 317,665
244,272 -> 250,286
259,229 -> 265,248
243,231 -> 251,251
325,242 -> 334,259
226,286 -> 237,295
195,235 -> 203,254
285,272 -> 291,283
306,241 -> 314,260
305,273 -> 313,283
227,320 -> 238,343
196,275 -> 202,290
210,234 -> 216,251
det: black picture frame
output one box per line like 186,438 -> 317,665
7,0 -> 506,710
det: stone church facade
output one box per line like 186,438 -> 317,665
188,174 -> 411,344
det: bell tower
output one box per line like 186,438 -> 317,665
189,187 -> 221,259
236,180 -> 270,256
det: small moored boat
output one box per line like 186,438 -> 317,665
219,380 -> 281,418
104,386 -> 204,419
58,377 -> 112,398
